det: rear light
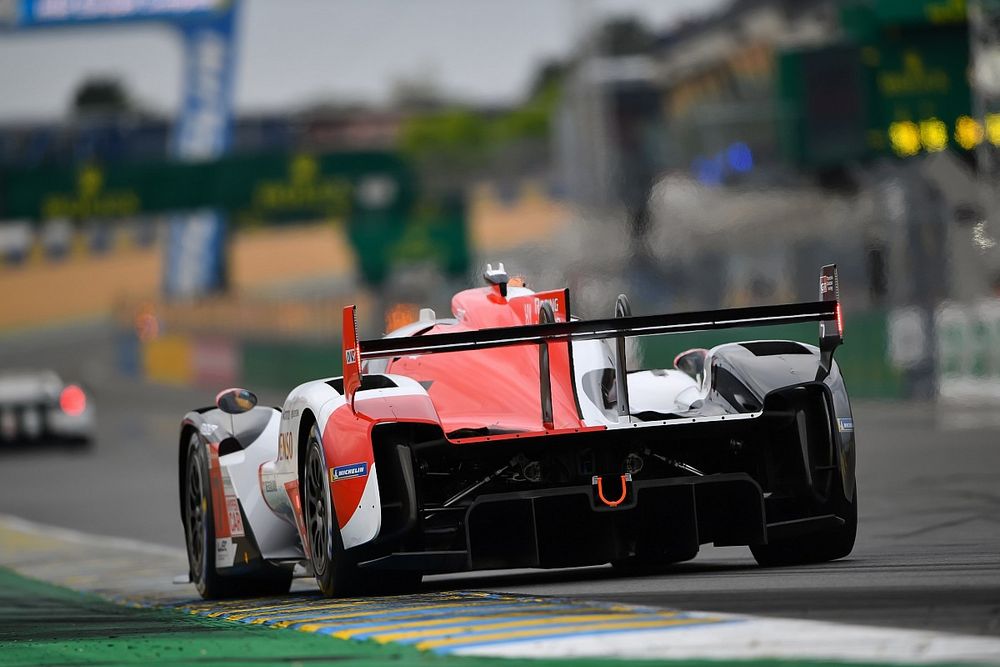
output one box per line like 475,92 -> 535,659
836,302 -> 844,338
59,385 -> 87,416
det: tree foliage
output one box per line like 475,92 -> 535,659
72,77 -> 132,116
398,64 -> 564,168
596,16 -> 657,56
396,13 -> 653,171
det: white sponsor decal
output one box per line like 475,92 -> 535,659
199,423 -> 218,436
215,537 -> 235,568
225,497 -> 244,537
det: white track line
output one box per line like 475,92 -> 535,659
454,619 -> 1000,663
0,513 -> 186,557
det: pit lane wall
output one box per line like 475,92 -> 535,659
118,334 -> 341,390
119,308 -> 905,399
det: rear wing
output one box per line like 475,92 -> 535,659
343,264 -> 843,413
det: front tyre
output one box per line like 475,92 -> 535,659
183,431 -> 292,599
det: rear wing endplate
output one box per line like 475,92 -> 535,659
342,264 -> 842,410
816,263 -> 843,381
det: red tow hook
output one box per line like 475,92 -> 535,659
592,473 -> 632,508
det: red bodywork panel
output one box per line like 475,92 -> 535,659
324,286 -> 593,529
324,393 -> 440,529
386,286 -> 586,436
342,305 -> 362,407
207,443 -> 230,539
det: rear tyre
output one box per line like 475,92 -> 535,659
183,431 -> 293,599
304,425 -> 360,597
751,482 -> 858,567
62,436 -> 92,449
303,425 -> 422,596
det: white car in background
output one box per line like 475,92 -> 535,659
0,370 -> 95,446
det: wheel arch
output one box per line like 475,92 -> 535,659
177,423 -> 197,548
297,408 -> 317,505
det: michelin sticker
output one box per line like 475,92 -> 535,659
838,417 -> 854,432
331,462 -> 368,482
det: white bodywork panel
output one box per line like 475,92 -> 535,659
627,370 -> 702,414
337,376 -> 434,549
340,465 -> 381,549
247,375 -> 434,555
573,338 -> 706,427
218,409 -> 302,560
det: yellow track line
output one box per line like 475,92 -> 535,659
191,591 -> 512,619
294,601 -> 567,632
195,597 -> 390,618
370,612 -> 675,643
233,599 -> 445,622
326,608 -> 615,639
198,596 -> 453,619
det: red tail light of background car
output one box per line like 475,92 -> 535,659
59,385 -> 87,416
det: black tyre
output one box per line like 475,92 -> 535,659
303,424 -> 422,596
183,431 -> 292,599
62,436 -> 92,449
304,424 -> 360,597
751,481 -> 858,567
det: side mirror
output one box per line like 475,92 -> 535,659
216,388 -> 257,414
674,349 -> 708,383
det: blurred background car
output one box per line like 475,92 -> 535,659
0,370 -> 94,447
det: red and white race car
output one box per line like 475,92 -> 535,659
179,263 -> 856,598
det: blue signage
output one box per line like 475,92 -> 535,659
6,0 -> 239,298
5,0 -> 227,28
164,5 -> 237,296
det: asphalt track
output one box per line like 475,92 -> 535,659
1,322 -> 999,644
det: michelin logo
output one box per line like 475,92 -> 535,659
331,462 -> 368,482
838,417 -> 854,432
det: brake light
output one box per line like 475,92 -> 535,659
837,302 -> 844,338
60,385 -> 86,416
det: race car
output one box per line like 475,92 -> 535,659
0,370 -> 94,447
178,263 -> 856,598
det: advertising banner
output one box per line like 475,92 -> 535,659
164,5 -> 237,297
